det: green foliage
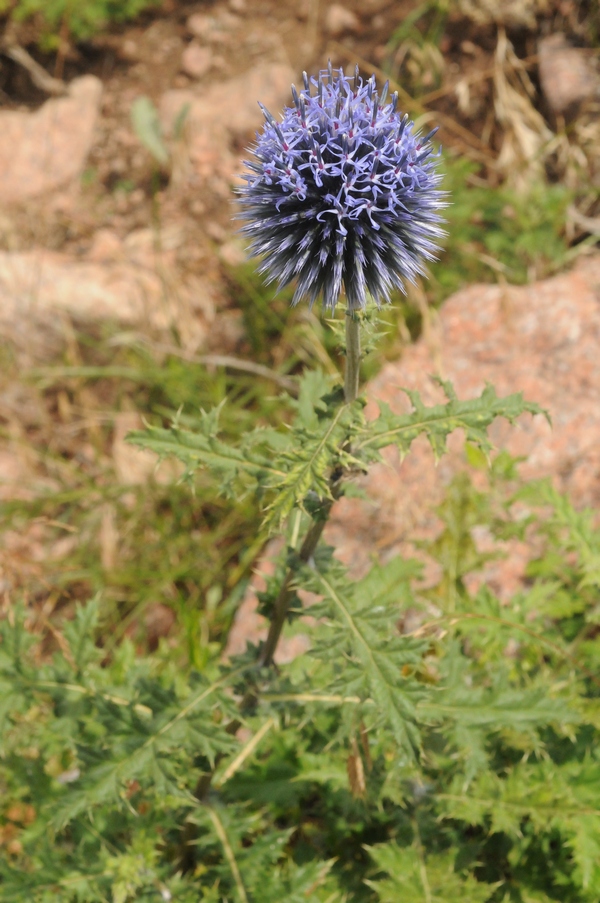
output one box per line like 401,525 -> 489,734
5,337 -> 298,668
128,375 -> 361,533
129,373 -> 544,533
303,556 -> 430,755
358,379 -> 546,458
0,599 -> 239,901
2,0 -> 161,42
430,157 -> 572,299
3,305 -> 598,901
366,842 -> 494,902
130,97 -> 170,168
2,466 -> 599,901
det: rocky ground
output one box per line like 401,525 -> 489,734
0,0 -> 599,644
0,0 -> 597,351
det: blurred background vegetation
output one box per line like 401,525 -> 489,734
1,1 -> 600,900
0,0 -> 597,680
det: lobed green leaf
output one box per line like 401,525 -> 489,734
359,380 -> 547,459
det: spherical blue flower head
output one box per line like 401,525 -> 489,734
238,64 -> 447,311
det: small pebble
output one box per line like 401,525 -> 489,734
295,0 -> 309,20
187,12 -> 212,38
88,229 -> 123,262
220,240 -> 247,268
181,43 -> 212,79
207,222 -> 227,243
538,33 -> 598,115
119,38 -> 139,61
324,4 -> 360,37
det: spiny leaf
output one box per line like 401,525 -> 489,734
366,843 -> 494,903
520,479 -> 600,589
127,385 -> 364,531
127,415 -> 286,496
290,369 -> 339,429
30,655 -> 243,829
419,680 -> 580,731
438,760 -> 600,892
359,381 -> 546,460
304,557 -> 430,756
62,596 -> 102,673
262,403 -> 363,531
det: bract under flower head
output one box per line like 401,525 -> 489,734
238,63 -> 447,311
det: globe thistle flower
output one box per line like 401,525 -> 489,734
238,63 -> 447,311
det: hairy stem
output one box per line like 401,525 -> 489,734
182,311 -> 363,867
344,311 -> 361,404
258,503 -> 334,668
259,310 -> 362,668
207,806 -> 249,903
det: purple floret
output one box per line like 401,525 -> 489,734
238,63 -> 447,311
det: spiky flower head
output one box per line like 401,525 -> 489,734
238,63 -> 446,311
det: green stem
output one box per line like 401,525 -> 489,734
258,505 -> 334,669
344,310 -> 361,404
259,308 -> 362,668
184,308 -> 363,865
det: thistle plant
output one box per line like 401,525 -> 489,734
235,63 -> 450,667
239,63 -> 446,408
2,66 -> 598,903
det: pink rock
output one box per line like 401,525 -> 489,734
186,11 -> 232,43
224,64 -> 296,139
539,34 -> 598,115
0,237 -> 211,360
324,4 -> 361,36
181,43 -> 212,79
0,76 -> 102,203
0,249 -> 161,325
187,12 -> 213,38
119,38 -> 140,61
329,252 -> 600,592
88,229 -> 123,263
